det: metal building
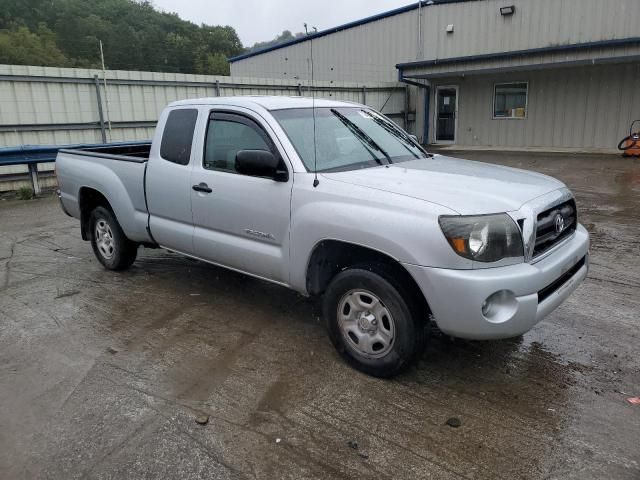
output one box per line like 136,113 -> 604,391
230,0 -> 640,152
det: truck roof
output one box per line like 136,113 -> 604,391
168,95 -> 362,111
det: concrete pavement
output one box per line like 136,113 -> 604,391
1,151 -> 638,479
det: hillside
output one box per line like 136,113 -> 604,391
0,0 -> 244,74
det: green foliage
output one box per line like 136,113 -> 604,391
0,0 -> 244,74
248,30 -> 305,53
0,23 -> 71,67
17,186 -> 34,200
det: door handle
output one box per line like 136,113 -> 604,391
192,183 -> 213,193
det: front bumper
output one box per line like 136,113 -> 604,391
404,224 -> 590,340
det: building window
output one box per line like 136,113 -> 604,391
493,82 -> 527,119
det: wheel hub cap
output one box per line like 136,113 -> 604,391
358,312 -> 377,333
337,289 -> 395,358
95,220 -> 115,259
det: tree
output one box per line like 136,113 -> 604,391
248,30 -> 305,53
0,0 -> 244,74
0,24 -> 70,67
195,51 -> 230,75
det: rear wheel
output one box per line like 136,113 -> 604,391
323,266 -> 426,378
89,206 -> 138,270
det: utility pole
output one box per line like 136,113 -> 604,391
99,40 -> 112,142
417,1 -> 423,59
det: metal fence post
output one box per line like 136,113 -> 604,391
362,86 -> 367,105
93,75 -> 107,143
404,85 -> 410,132
215,79 -> 221,97
28,163 -> 41,196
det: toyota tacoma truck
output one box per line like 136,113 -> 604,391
56,96 -> 589,377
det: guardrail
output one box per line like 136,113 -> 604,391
0,141 -> 149,194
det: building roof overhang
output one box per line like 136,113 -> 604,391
397,37 -> 640,80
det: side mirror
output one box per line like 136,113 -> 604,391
409,134 -> 419,143
235,150 -> 288,181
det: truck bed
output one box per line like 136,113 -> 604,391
56,143 -> 153,244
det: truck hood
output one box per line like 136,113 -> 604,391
324,155 -> 565,215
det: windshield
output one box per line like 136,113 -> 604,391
272,107 -> 429,172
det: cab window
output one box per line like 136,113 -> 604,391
160,108 -> 198,165
204,113 -> 276,173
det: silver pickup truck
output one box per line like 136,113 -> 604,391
56,96 -> 589,377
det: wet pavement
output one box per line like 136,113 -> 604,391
1,151 -> 639,479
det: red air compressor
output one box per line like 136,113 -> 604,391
618,120 -> 640,157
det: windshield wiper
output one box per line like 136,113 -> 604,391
330,108 -> 392,165
367,112 -> 421,159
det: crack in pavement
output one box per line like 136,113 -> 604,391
0,240 -> 16,291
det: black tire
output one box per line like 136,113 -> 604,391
89,206 -> 138,270
323,265 -> 427,378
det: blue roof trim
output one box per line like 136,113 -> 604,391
396,37 -> 640,70
229,0 -> 479,63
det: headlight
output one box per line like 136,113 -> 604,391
438,214 -> 524,263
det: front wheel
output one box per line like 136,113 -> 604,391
89,206 -> 138,270
323,267 -> 426,378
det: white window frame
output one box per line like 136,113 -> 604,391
492,81 -> 528,120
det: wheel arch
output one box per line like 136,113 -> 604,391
305,239 -> 430,314
78,187 -> 113,240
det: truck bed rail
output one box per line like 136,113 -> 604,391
59,143 -> 151,163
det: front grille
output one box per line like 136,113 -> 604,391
537,255 -> 586,303
533,199 -> 577,257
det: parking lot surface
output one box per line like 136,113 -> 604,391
1,152 -> 639,479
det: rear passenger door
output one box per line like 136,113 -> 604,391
191,110 -> 293,284
146,107 -> 199,254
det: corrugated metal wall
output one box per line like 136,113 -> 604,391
429,63 -> 640,150
231,10 -> 419,82
0,64 -> 407,148
231,0 -> 640,82
0,64 -> 408,190
419,0 -> 639,61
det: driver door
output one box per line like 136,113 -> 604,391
191,110 -> 293,284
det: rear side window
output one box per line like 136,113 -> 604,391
160,109 -> 198,165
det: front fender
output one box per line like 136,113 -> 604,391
288,173 -> 470,293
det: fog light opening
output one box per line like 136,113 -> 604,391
481,290 -> 518,324
481,300 -> 490,316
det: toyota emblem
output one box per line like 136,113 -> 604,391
554,213 -> 565,233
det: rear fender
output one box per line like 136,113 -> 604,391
57,153 -> 151,243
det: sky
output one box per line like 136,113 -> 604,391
151,0 -> 414,47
